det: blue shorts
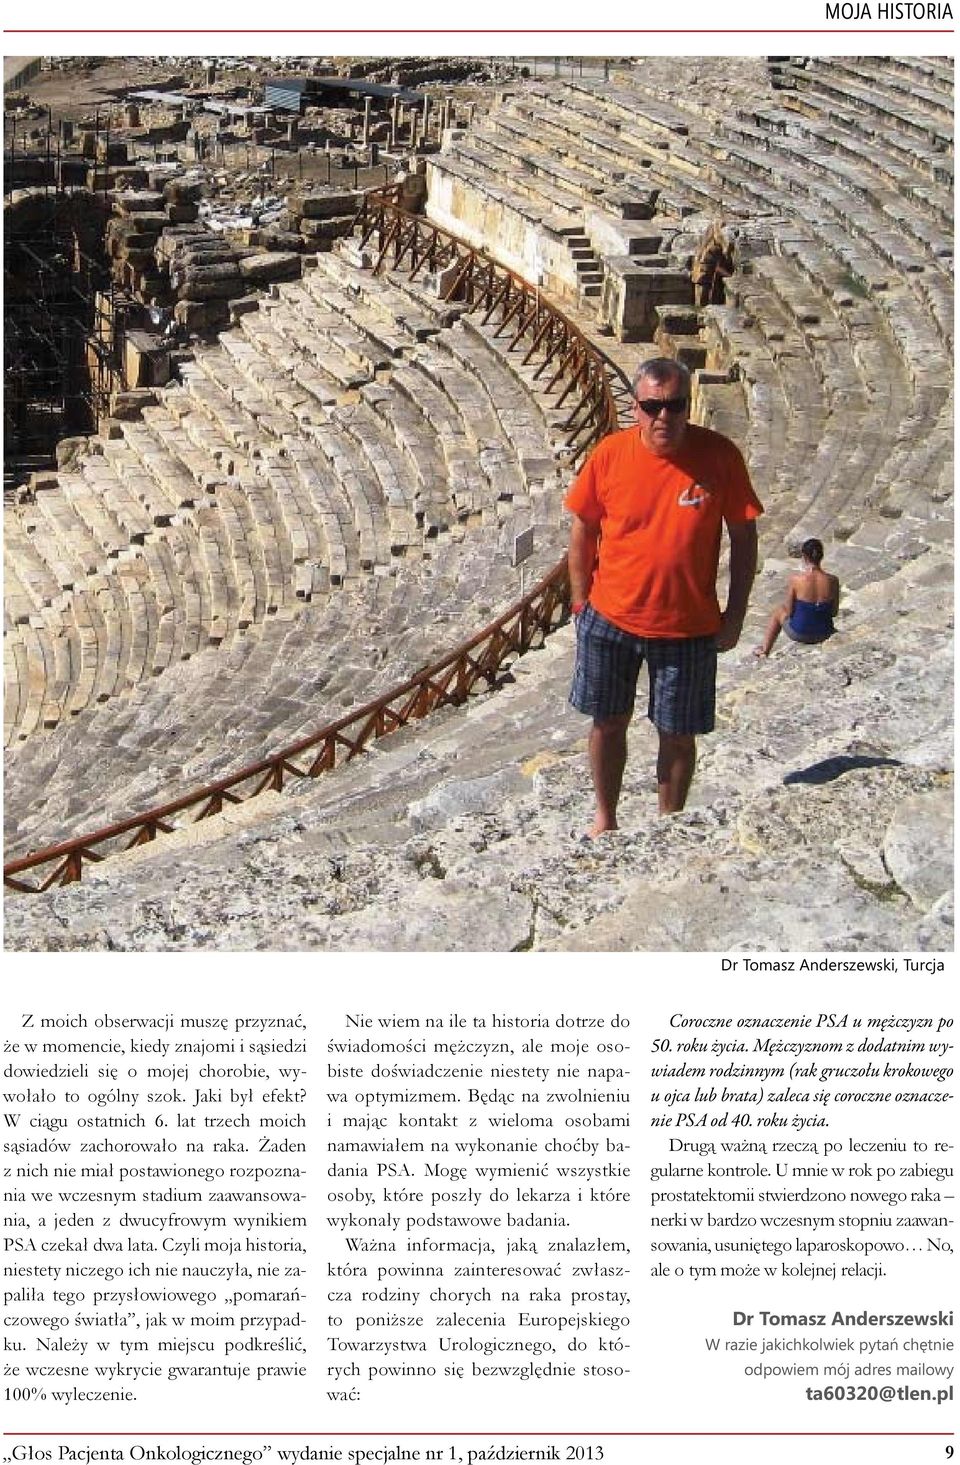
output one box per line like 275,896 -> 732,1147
570,604 -> 717,735
784,618 -> 834,645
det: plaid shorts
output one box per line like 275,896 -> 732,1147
570,603 -> 717,734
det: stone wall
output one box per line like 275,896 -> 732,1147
425,159 -> 579,299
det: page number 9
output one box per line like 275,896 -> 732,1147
945,1448 -> 953,1459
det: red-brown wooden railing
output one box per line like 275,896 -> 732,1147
5,190 -> 617,892
354,187 -> 616,461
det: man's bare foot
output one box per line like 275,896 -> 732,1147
753,646 -> 768,659
588,817 -> 618,839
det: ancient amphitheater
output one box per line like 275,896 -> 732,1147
3,55 -> 953,951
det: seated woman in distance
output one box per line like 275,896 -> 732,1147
755,538 -> 839,658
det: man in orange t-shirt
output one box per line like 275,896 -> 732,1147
566,357 -> 762,835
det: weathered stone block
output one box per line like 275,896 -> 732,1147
163,177 -> 204,205
237,251 -> 302,285
111,168 -> 150,192
174,243 -> 238,270
105,217 -> 136,246
229,295 -> 262,320
174,298 -> 231,332
299,216 -> 355,242
127,212 -> 169,238
154,227 -> 209,263
143,119 -> 190,145
86,166 -> 126,191
295,188 -> 361,219
400,172 -> 428,213
124,330 -> 170,388
54,435 -> 98,470
249,228 -> 304,252
30,472 -> 60,492
177,262 -> 243,300
108,387 -> 158,419
601,186 -> 659,220
337,241 -> 374,270
113,190 -> 165,215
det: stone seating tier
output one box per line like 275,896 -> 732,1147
183,323 -> 521,562
564,79 -> 692,141
5,58 -> 953,950
3,489 -> 570,858
882,56 -> 954,94
729,108 -> 953,266
5,246 -> 566,750
488,73 -> 951,374
6,544 -> 951,952
726,259 -> 920,542
451,79 -> 948,433
498,91 -> 709,221
780,72 -> 952,178
743,105 -> 953,238
694,302 -> 793,518
850,54 -> 955,111
233,282 -> 551,524
650,118 -> 952,376
448,83 -> 943,539
463,127 -> 608,206
788,57 -> 954,150
430,153 -> 552,235
444,140 -> 588,224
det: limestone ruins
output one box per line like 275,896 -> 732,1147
3,55 -> 953,949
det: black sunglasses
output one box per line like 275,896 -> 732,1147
637,396 -> 688,417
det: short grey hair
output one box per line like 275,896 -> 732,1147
632,357 -> 692,398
